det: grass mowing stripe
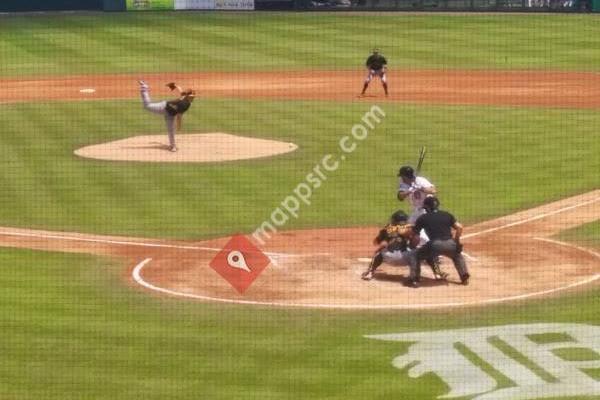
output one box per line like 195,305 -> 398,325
454,342 -> 515,391
1,98 -> 600,237
582,368 -> 600,381
0,246 -> 600,399
54,23 -> 128,73
551,347 -> 600,362
26,19 -> 102,75
4,14 -> 600,76
527,332 -> 576,345
488,336 -> 558,384
0,31 -> 61,75
559,220 -> 600,249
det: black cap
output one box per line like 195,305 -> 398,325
390,210 -> 408,224
423,196 -> 440,212
398,165 -> 415,178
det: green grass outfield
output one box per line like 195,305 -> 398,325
2,12 -> 600,76
0,12 -> 599,399
1,99 -> 599,238
1,244 -> 599,400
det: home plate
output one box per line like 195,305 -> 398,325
79,88 -> 96,94
357,257 -> 371,263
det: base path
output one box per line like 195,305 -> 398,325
0,190 -> 598,309
3,70 -> 600,109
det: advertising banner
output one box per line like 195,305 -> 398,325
174,0 -> 215,8
215,0 -> 255,8
126,0 -> 174,9
127,0 -> 253,9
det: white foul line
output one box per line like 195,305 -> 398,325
0,229 -> 328,259
533,236 -> 600,259
0,229 -> 214,250
2,194 -> 597,259
3,194 -> 599,309
131,195 -> 600,309
462,195 -> 600,240
131,258 -> 600,310
131,235 -> 600,310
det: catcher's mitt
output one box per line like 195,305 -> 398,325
385,223 -> 413,239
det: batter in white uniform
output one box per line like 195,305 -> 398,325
397,165 -> 437,223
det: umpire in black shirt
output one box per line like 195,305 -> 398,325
406,196 -> 469,288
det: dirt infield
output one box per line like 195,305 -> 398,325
134,190 -> 600,308
0,190 -> 598,309
4,69 -> 600,109
2,68 -> 599,308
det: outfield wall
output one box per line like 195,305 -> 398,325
299,0 -> 593,11
0,0 -> 594,13
0,0 -> 103,12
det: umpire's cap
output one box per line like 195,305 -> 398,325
423,196 -> 440,212
398,165 -> 415,179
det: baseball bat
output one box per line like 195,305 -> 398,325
416,146 -> 427,175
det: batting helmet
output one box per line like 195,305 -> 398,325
397,165 -> 415,179
423,196 -> 440,212
390,210 -> 408,224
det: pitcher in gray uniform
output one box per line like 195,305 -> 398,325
139,80 -> 195,152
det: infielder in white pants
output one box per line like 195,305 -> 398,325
139,80 -> 195,152
360,48 -> 388,97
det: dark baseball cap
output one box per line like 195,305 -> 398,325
397,165 -> 415,178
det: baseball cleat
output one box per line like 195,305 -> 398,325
361,271 -> 374,281
138,80 -> 148,89
434,271 -> 448,281
460,273 -> 470,285
431,264 -> 448,280
403,279 -> 419,289
168,145 -> 177,152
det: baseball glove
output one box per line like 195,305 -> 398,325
385,223 -> 413,239
166,82 -> 177,90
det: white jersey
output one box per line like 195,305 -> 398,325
398,176 -> 434,212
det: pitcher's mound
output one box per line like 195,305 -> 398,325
74,133 -> 298,163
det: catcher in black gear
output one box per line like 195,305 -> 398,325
361,210 -> 447,281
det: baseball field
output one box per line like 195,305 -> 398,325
1,11 -> 600,399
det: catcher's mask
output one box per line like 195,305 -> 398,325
390,210 -> 408,224
398,165 -> 415,179
423,196 -> 440,213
